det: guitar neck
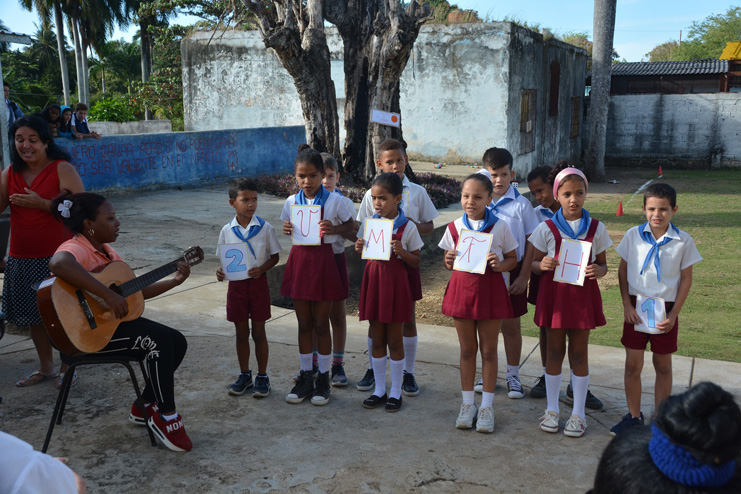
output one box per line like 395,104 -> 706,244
117,258 -> 182,298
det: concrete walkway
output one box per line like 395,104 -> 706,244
1,183 -> 739,493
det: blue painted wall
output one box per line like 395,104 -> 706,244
54,126 -> 305,190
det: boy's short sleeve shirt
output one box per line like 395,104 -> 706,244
217,216 -> 281,269
529,219 -> 612,263
438,217 -> 518,261
357,175 -> 440,225
534,205 -> 556,223
330,194 -> 357,254
0,431 -> 78,494
615,224 -> 702,301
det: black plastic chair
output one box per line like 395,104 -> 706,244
42,355 -> 157,453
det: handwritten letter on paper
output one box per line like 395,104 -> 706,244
635,294 -> 667,334
291,205 -> 321,245
453,229 -> 493,275
218,243 -> 250,281
362,218 -> 393,260
553,239 -> 592,286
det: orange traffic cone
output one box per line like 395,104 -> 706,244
658,166 -> 663,177
616,201 -> 624,216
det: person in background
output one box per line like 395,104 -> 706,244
58,106 -> 75,139
71,103 -> 101,140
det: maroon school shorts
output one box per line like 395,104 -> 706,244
509,262 -> 528,318
226,275 -> 271,323
621,296 -> 678,354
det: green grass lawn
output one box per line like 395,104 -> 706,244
521,169 -> 741,363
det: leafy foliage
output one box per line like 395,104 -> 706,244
89,97 -> 138,122
560,31 -> 620,71
645,41 -> 679,62
675,7 -> 741,60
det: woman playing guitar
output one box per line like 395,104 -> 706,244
49,191 -> 193,452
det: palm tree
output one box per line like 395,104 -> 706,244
89,39 -> 141,93
20,0 -> 72,105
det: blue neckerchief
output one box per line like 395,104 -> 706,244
552,208 -> 591,240
231,216 -> 265,259
333,189 -> 343,196
639,222 -> 680,282
490,185 -> 521,213
296,185 -> 330,207
462,207 -> 498,232
372,206 -> 408,232
539,207 -> 555,219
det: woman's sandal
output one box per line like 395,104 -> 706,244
16,370 -> 58,387
56,372 -> 78,389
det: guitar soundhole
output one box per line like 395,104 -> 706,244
109,283 -> 123,296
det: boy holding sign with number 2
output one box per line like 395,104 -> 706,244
216,179 -> 281,397
610,183 -> 702,436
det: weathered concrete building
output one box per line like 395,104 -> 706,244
182,23 -> 587,176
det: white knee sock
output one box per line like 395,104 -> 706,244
545,373 -> 562,414
481,392 -> 494,409
372,356 -> 387,397
403,336 -> 417,374
506,364 -> 520,379
571,374 -> 590,420
317,353 -> 331,374
389,358 -> 404,399
300,353 -> 313,371
367,337 -> 373,370
462,390 -> 475,405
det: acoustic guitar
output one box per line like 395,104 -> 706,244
37,246 -> 204,356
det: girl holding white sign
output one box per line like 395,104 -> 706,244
280,148 -> 354,406
528,164 -> 612,438
438,174 -> 518,433
355,173 -> 423,413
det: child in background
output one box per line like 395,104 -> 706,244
526,164 -> 604,410
216,178 -> 281,397
610,183 -> 702,436
281,148 -> 354,405
356,172 -> 422,412
475,148 -> 539,400
356,138 -> 438,396
439,174 -> 517,433
529,164 -> 611,437
320,153 -> 357,386
40,105 -> 62,138
71,103 -> 101,140
58,106 -> 75,139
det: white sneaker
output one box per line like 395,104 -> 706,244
476,406 -> 495,433
455,403 -> 478,429
564,414 -> 587,438
506,375 -> 525,399
539,410 -> 559,433
473,378 -> 483,393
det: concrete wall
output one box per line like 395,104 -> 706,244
88,120 -> 172,135
54,126 -> 305,191
181,24 -> 587,172
606,94 -> 741,168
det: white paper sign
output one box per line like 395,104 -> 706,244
218,243 -> 250,280
291,205 -> 322,245
553,238 -> 592,286
635,294 -> 667,334
453,229 -> 494,275
371,109 -> 401,128
362,218 -> 393,260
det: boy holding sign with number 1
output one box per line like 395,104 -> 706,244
610,183 -> 702,436
216,179 -> 281,397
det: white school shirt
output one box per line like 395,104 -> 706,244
438,217 -> 518,262
529,217 -> 613,263
489,185 -> 539,261
280,191 -> 353,246
615,223 -> 702,302
360,214 -> 424,254
330,193 -> 357,254
534,205 -> 557,223
357,175 -> 439,225
217,216 -> 282,274
0,431 -> 78,494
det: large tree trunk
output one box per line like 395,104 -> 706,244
243,0 -> 340,158
53,0 -> 71,106
140,19 -> 153,120
71,19 -> 83,102
80,36 -> 90,105
326,0 -> 429,182
585,0 -> 616,182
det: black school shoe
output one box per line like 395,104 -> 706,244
286,370 -> 315,404
311,371 -> 331,406
362,394 -> 387,409
385,396 -> 402,412
566,383 -> 604,410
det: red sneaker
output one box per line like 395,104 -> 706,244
129,401 -> 159,425
148,413 -> 193,452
